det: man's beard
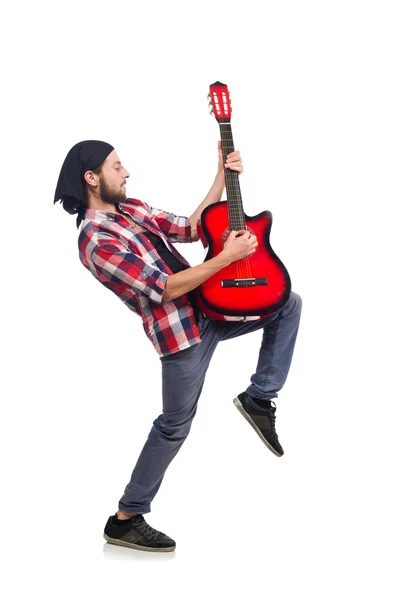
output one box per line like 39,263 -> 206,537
99,175 -> 126,205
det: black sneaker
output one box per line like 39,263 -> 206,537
103,514 -> 176,552
233,392 -> 284,457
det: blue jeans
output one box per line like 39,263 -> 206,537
118,291 -> 302,514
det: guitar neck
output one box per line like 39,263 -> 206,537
219,120 -> 246,230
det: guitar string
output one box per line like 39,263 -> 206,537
220,118 -> 253,280
221,118 -> 247,280
225,119 -> 252,280
220,118 -> 244,280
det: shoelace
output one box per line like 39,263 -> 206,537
269,411 -> 277,432
267,404 -> 278,433
133,517 -> 165,540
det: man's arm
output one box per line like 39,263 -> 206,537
163,230 -> 257,301
86,230 -> 257,304
90,236 -> 169,304
188,173 -> 225,241
128,199 -> 193,243
188,142 -> 244,241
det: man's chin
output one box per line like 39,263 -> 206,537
119,188 -> 127,202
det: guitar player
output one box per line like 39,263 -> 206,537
54,139 -> 302,553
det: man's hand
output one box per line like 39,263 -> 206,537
217,140 -> 244,176
221,230 -> 258,263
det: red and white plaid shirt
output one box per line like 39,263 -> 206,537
78,198 -> 202,357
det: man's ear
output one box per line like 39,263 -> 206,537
84,170 -> 98,186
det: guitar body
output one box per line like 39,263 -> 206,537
195,201 -> 291,320
195,81 -> 292,321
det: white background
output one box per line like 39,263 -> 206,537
1,0 -> 396,598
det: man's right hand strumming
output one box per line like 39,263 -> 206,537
221,230 -> 258,263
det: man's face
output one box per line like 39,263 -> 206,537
97,150 -> 130,204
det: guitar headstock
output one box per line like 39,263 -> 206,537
207,81 -> 232,122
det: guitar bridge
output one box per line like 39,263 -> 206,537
220,278 -> 268,288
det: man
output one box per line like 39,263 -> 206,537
54,140 -> 302,553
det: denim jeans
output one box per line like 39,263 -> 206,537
118,291 -> 302,514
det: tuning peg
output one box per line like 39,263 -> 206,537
209,110 -> 214,115
207,93 -> 211,99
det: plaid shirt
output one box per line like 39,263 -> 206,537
78,198 -> 202,357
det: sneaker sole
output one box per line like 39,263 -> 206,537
103,533 -> 176,552
233,397 -> 282,457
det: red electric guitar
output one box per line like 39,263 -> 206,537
195,81 -> 291,321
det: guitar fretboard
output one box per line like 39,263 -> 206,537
219,119 -> 246,231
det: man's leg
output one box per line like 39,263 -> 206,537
219,291 -> 303,399
219,291 -> 302,455
118,313 -> 221,515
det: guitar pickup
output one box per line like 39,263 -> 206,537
220,278 -> 268,288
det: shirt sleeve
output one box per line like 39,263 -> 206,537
140,201 -> 192,243
90,238 -> 169,304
